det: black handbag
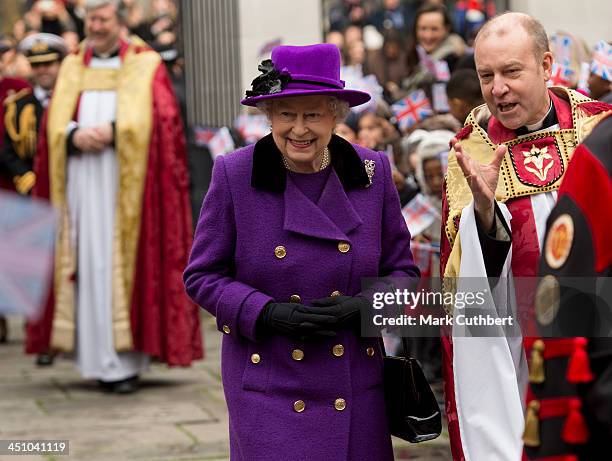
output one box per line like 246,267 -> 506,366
382,336 -> 442,443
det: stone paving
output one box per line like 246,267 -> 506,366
0,313 -> 451,461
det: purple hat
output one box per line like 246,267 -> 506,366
240,44 -> 371,107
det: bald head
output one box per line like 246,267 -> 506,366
475,12 -> 549,62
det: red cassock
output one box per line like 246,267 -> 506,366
26,41 -> 203,366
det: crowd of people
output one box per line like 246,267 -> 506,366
1,0 -> 611,460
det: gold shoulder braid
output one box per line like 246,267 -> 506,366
4,94 -> 37,160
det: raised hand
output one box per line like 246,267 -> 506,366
452,138 -> 507,230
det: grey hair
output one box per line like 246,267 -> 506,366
256,96 -> 351,123
84,0 -> 129,22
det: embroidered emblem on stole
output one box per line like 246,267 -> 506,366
508,136 -> 564,187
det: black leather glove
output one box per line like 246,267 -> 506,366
310,295 -> 369,330
258,302 -> 339,340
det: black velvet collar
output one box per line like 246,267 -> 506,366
251,133 -> 371,192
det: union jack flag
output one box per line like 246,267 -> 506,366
410,241 -> 440,276
548,63 -> 575,87
591,40 -> 612,82
391,90 -> 433,131
193,126 -> 218,147
234,114 -> 270,144
434,60 -> 450,82
0,191 -> 57,319
577,61 -> 591,93
416,45 -> 437,76
208,126 -> 235,160
550,34 -> 572,66
402,193 -> 440,237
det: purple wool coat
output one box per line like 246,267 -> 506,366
184,134 -> 419,461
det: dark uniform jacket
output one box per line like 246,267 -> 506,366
527,113 -> 612,460
1,87 -> 44,192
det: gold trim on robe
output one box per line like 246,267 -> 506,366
443,87 -> 610,279
46,42 -> 161,352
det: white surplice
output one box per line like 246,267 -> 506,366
452,190 -> 557,461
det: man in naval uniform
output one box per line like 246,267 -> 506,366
28,0 -> 203,393
439,12 -> 612,460
0,35 -> 31,190
1,33 -> 66,196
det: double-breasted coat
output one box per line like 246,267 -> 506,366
184,134 -> 419,461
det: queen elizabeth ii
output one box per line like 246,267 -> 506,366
184,43 -> 419,460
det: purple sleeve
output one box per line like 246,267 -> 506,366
183,155 -> 273,341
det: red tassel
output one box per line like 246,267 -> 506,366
562,399 -> 589,444
567,338 -> 594,383
452,125 -> 473,146
578,101 -> 612,116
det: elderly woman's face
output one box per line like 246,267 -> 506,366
270,95 -> 336,172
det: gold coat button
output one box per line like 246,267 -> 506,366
251,353 -> 261,364
222,325 -> 231,334
289,294 -> 302,303
293,400 -> 306,413
338,241 -> 350,253
366,347 -> 375,357
274,245 -> 287,259
291,349 -> 304,361
331,290 -> 342,297
332,344 -> 345,357
334,398 -> 346,411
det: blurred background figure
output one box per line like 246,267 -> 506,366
368,0 -> 415,37
452,0 -> 495,43
445,68 -> 483,124
22,0 -> 77,38
2,33 -> 66,196
409,130 -> 453,245
0,34 -> 31,80
28,0 -> 202,394
0,33 -> 66,357
334,111 -> 359,144
0,35 -> 31,192
367,29 -> 408,103
588,40 -> 612,103
325,29 -> 345,52
547,31 -> 591,89
328,0 -> 369,31
400,3 -> 466,98
132,0 -> 177,46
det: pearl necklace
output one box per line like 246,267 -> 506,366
282,147 -> 330,172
